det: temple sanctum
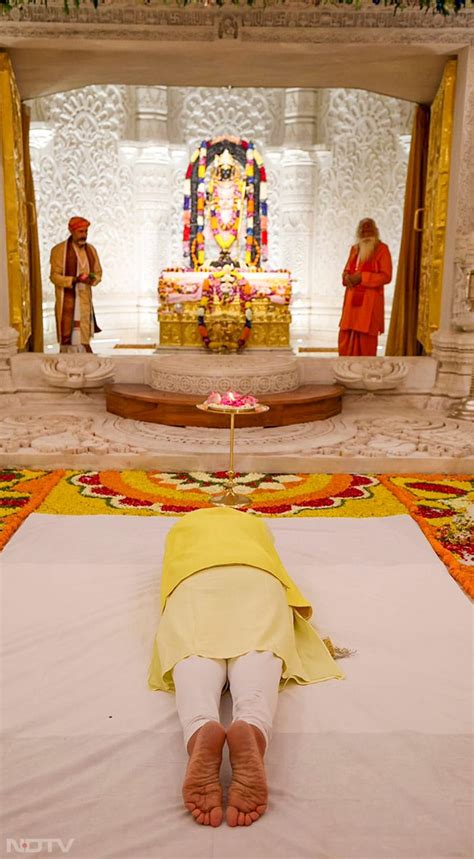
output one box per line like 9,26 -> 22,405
0,5 -> 473,462
158,139 -> 292,352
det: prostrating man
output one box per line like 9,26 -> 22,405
338,218 -> 392,356
148,507 -> 344,828
50,216 -> 102,353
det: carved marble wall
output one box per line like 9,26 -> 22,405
28,86 -> 135,345
28,84 -> 413,350
312,89 -> 414,346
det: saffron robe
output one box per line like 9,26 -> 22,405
50,237 -> 102,346
339,241 -> 392,338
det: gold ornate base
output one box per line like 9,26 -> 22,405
211,488 -> 252,507
158,268 -> 292,351
159,299 -> 290,350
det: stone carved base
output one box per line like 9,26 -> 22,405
148,353 -> 299,395
0,393 -> 472,472
41,356 -> 115,389
333,358 -> 408,391
431,330 -> 474,398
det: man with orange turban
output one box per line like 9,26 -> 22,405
338,218 -> 392,357
50,217 -> 102,353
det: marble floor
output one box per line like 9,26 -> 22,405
1,391 -> 473,473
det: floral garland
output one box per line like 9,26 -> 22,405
245,143 -> 267,266
197,269 -> 254,351
245,236 -> 261,269
183,140 -> 207,267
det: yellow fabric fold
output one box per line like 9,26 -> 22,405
159,507 -> 312,619
149,565 -> 344,693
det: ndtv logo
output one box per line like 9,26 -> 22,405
6,839 -> 75,854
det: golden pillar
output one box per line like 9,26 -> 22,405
417,59 -> 456,354
0,52 -> 31,349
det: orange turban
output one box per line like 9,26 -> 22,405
68,216 -> 90,232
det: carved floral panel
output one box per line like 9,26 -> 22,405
28,85 -> 135,324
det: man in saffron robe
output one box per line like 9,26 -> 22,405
50,216 -> 102,353
338,218 -> 392,356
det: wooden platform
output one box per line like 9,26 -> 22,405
105,384 -> 345,427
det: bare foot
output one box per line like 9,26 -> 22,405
182,721 -> 226,826
226,720 -> 268,827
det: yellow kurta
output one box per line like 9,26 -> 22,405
148,509 -> 344,693
159,507 -> 312,617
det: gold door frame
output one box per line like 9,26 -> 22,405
417,58 -> 456,354
0,52 -> 31,349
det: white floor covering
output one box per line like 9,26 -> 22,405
0,513 -> 472,859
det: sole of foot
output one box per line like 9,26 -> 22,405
226,720 -> 268,827
182,721 -> 226,827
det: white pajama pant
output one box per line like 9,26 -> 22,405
173,650 -> 282,750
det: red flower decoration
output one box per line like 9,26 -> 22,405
414,504 -> 446,519
78,473 -> 101,485
252,503 -> 293,514
0,497 -> 29,508
406,481 -> 466,496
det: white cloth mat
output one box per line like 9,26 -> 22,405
0,513 -> 471,859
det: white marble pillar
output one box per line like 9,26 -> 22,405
280,89 -> 320,341
119,87 -> 174,344
135,86 -> 168,143
432,46 -> 474,399
119,143 -> 172,343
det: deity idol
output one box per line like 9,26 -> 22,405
182,138 -> 269,271
205,149 -> 245,269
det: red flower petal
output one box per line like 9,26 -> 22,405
0,497 -> 29,508
415,505 -> 447,519
406,481 -> 466,495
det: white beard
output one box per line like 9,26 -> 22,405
358,237 -> 378,263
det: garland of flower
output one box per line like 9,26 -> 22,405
197,270 -> 254,351
183,140 -> 208,267
245,235 -> 261,268
244,144 -> 267,266
256,150 -> 268,263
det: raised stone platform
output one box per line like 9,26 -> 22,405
148,352 -> 299,395
105,383 -> 344,427
0,392 -> 472,473
0,342 -> 472,471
